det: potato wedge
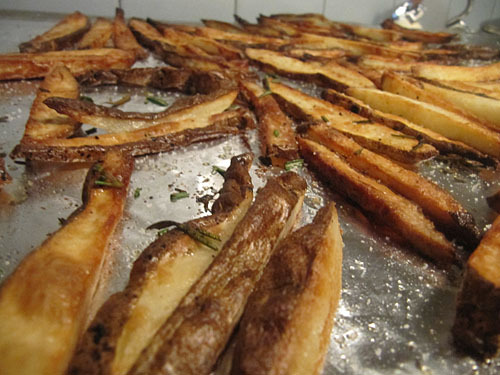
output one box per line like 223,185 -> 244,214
453,214 -> 500,358
68,153 -> 254,375
412,60 -> 500,82
128,172 -> 306,375
240,80 -> 298,167
433,80 -> 500,101
286,48 -> 345,60
44,89 -> 238,132
19,11 -> 90,52
0,150 -> 133,375
268,80 -> 437,164
357,54 -> 416,73
347,87 -> 500,158
322,88 -> 496,166
235,15 -> 286,38
0,49 -> 136,81
113,8 -> 148,59
194,26 -> 287,48
381,18 -> 455,44
298,138 -> 457,266
245,48 -> 375,91
202,19 -> 245,34
77,18 -> 113,49
305,123 -> 480,248
231,203 -> 343,375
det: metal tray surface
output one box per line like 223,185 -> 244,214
1,11 -> 500,375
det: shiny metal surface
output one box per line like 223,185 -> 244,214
0,11 -> 500,375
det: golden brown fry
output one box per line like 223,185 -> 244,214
240,80 -> 298,166
0,150 -> 133,375
245,48 -> 375,91
202,19 -> 245,34
322,88 -> 496,166
77,18 -> 113,49
235,14 -> 285,37
453,214 -> 500,358
269,80 -> 437,164
434,80 -> 500,101
298,138 -> 457,266
357,54 -> 416,73
68,153 -> 254,375
347,87 -> 500,159
113,8 -> 148,59
305,123 -> 480,248
231,203 -> 343,375
19,11 -> 90,52
412,60 -> 500,82
0,49 -> 135,81
195,26 -> 287,48
381,18 -> 455,44
286,48 -> 346,60
128,172 -> 307,375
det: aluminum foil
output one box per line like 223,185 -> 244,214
1,11 -> 500,375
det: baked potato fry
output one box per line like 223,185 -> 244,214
0,150 -> 133,375
19,11 -> 90,52
113,8 -> 148,59
453,214 -> 500,358
245,48 -> 375,90
347,87 -> 500,158
128,172 -> 307,375
305,123 -> 480,248
434,80 -> 500,101
286,48 -> 346,60
268,80 -> 438,164
195,26 -> 287,49
357,54 -> 415,73
77,18 -> 113,49
68,153 -> 254,375
240,80 -> 298,166
298,138 -> 457,266
412,60 -> 500,82
231,203 -> 343,375
202,19 -> 245,34
0,49 -> 135,81
322,88 -> 495,166
44,89 -> 238,132
381,18 -> 455,44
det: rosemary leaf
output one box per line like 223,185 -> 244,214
284,158 -> 304,171
170,191 -> 189,202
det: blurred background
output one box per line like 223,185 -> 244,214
0,0 -> 499,32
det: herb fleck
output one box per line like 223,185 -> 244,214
170,190 -> 189,202
284,158 -> 304,171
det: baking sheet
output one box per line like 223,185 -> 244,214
1,11 -> 500,375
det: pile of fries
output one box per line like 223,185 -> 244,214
1,8 -> 500,375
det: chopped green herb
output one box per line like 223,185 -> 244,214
259,90 -> 273,98
273,129 -> 280,137
93,163 -> 123,188
157,228 -> 169,236
170,191 -> 189,202
85,127 -> 97,135
354,148 -> 364,156
321,115 -> 329,123
353,119 -> 371,124
212,165 -> 226,177
107,94 -> 131,107
284,158 -> 304,171
411,139 -> 425,151
148,220 -> 221,250
145,95 -> 168,106
134,187 -> 142,199
80,95 -> 94,103
58,217 -> 66,225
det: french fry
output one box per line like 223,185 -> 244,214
113,8 -> 148,59
0,49 -> 136,81
434,80 -> 500,101
44,89 -> 238,132
19,11 -> 90,52
195,26 -> 287,49
268,80 -> 438,164
298,138 -> 457,266
0,150 -> 133,375
305,123 -> 480,248
245,48 -> 376,90
347,87 -> 500,158
202,19 -> 245,34
381,18 -> 455,44
286,48 -> 346,60
412,60 -> 500,82
68,153 -> 254,375
231,203 -> 343,375
453,214 -> 500,358
322,88 -> 496,166
357,54 -> 416,73
77,18 -> 113,49
240,80 -> 298,166
234,14 -> 285,38
128,172 -> 307,375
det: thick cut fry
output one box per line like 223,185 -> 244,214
453,214 -> 500,358
299,138 -> 457,266
235,15 -> 285,38
68,153 -> 254,375
128,172 -> 306,375
0,151 -> 133,375
202,19 -> 245,34
19,65 -> 80,142
0,49 -> 136,81
45,89 -> 238,132
381,19 -> 455,44
19,11 -> 90,52
194,26 -> 287,48
231,203 -> 343,375
113,8 -> 148,59
322,88 -> 495,166
246,48 -> 375,91
305,123 -> 480,248
412,60 -> 500,82
286,48 -> 346,60
434,80 -> 500,101
77,18 -> 113,49
240,80 -> 298,166
357,54 -> 416,73
347,87 -> 500,158
268,81 -> 437,163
